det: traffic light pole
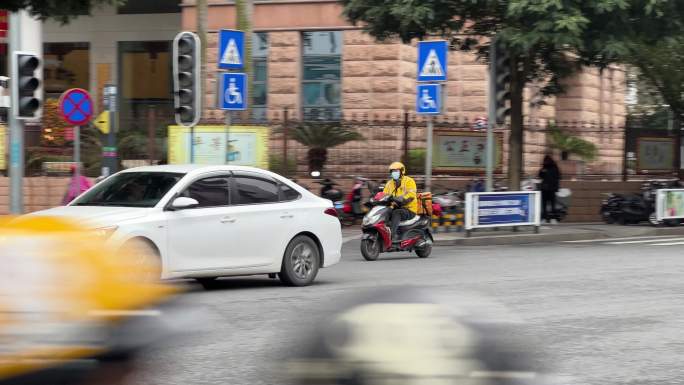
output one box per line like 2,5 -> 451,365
8,12 -> 22,213
486,40 -> 497,192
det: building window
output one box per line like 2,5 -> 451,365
118,0 -> 181,14
43,42 -> 90,100
118,41 -> 173,159
252,32 -> 268,122
302,31 -> 342,121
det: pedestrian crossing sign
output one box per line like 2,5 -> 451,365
417,40 -> 447,82
218,29 -> 244,70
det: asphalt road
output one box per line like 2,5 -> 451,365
123,236 -> 684,385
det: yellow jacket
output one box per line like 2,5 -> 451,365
384,176 -> 418,214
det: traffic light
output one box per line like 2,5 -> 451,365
13,52 -> 41,119
173,31 -> 201,127
492,41 -> 511,125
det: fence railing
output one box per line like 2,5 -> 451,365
24,108 -> 684,181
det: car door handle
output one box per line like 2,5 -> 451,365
220,217 -> 236,223
280,214 -> 294,219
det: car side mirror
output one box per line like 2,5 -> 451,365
171,197 -> 199,210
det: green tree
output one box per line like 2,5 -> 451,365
2,0 -> 124,23
341,0 -> 684,189
290,123 -> 364,173
627,37 -> 684,131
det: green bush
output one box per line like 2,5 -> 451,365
404,148 -> 426,174
268,154 -> 297,175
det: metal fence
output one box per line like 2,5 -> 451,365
26,107 -> 672,182
202,110 -> 633,181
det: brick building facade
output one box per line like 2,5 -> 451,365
184,0 -> 627,176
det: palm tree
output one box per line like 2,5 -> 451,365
548,124 -> 598,161
290,123 -> 364,173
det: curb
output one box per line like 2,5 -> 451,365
434,226 -> 684,247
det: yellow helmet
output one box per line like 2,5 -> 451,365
389,162 -> 406,174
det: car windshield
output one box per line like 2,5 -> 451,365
72,172 -> 184,208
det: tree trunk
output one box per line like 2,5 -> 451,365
507,57 -> 525,190
308,148 -> 328,173
196,0 -> 208,121
236,0 -> 253,121
674,113 -> 682,178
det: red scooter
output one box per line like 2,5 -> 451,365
360,192 -> 435,261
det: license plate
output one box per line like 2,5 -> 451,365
334,202 -> 344,209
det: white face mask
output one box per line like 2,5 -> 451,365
391,171 -> 401,180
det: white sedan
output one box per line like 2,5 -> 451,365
31,165 -> 342,287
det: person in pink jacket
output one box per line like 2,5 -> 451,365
63,164 -> 92,205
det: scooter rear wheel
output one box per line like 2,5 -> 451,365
415,243 -> 432,258
361,235 -> 381,261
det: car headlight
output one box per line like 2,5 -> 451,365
92,226 -> 118,240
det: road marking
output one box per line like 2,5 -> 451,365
563,235 -> 677,243
470,371 -> 537,379
651,241 -> 684,246
607,237 -> 684,245
343,234 -> 362,243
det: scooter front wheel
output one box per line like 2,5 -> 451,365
361,235 -> 381,261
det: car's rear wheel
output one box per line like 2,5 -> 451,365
415,243 -> 432,258
121,238 -> 161,282
279,236 -> 320,286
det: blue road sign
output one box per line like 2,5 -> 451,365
417,40 -> 448,82
416,84 -> 441,115
218,29 -> 244,70
220,73 -> 247,110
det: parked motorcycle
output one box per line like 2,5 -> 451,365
600,180 -> 680,226
360,192 -> 434,261
317,178 -> 345,213
340,177 -> 373,226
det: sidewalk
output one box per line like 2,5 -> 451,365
434,223 -> 684,246
342,223 -> 684,246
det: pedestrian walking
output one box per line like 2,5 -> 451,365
539,155 -> 561,223
63,164 -> 93,205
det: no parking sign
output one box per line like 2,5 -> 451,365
58,88 -> 94,126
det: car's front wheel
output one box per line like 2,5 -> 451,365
279,236 -> 320,286
121,238 -> 161,282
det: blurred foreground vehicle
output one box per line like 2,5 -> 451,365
30,165 -> 342,287
0,216 -> 181,385
285,288 -> 559,385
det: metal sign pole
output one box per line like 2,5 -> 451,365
74,125 -> 80,191
8,12 -> 23,214
486,41 -> 497,192
190,125 -> 195,163
425,115 -> 433,192
225,111 -> 231,164
102,84 -> 117,176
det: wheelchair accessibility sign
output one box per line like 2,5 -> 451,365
416,84 -> 441,115
219,72 -> 247,110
